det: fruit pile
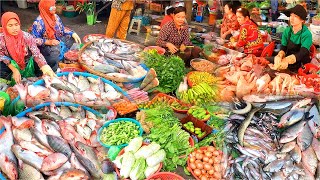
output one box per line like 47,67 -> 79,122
183,122 -> 206,138
177,83 -> 218,105
188,146 -> 224,180
188,106 -> 210,121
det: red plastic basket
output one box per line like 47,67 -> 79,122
115,142 -> 162,180
146,172 -> 185,180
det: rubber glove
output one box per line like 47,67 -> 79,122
72,33 -> 81,44
282,54 -> 296,64
41,65 -> 57,78
277,50 -> 286,58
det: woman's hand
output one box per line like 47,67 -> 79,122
72,33 -> 81,44
45,39 -> 60,46
12,68 -> 21,84
166,43 -> 178,54
41,65 -> 57,78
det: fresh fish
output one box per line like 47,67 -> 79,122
78,76 -> 90,91
278,108 -> 305,128
43,161 -> 72,178
0,153 -> 18,180
60,106 -> 73,119
47,135 -> 72,159
29,111 -> 62,121
87,119 -> 96,131
316,162 -> 320,180
265,152 -> 277,164
18,162 -> 44,180
71,107 -> 86,119
19,140 -> 52,156
263,159 -> 285,172
290,145 -> 302,163
74,91 -> 100,103
297,123 -> 313,151
252,101 -> 292,115
76,125 -> 92,140
302,145 -> 318,175
67,73 -> 78,87
311,137 -> 320,161
64,117 -> 80,126
106,59 -> 125,69
11,145 -> 44,170
238,104 -> 266,146
28,113 -> 52,149
104,73 -> 137,82
41,153 -> 68,172
70,141 -> 103,179
279,121 -> 306,144
58,91 -> 75,102
300,164 -> 316,180
243,94 -> 304,103
42,120 -> 61,137
271,171 -> 286,180
27,84 -> 50,98
59,169 -> 90,180
93,64 -> 120,73
11,116 -> 34,129
12,128 -> 32,142
59,121 -> 86,145
51,83 -> 74,94
308,105 -> 320,138
70,153 -> 88,174
49,103 -> 60,115
280,141 -> 296,153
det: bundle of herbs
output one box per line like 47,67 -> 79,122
143,50 -> 186,93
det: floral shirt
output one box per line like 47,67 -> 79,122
221,13 -> 239,35
31,14 -> 74,46
157,21 -> 192,48
0,31 -> 47,67
237,20 -> 264,56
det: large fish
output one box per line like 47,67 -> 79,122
297,123 -> 313,151
278,108 -> 305,128
302,145 -> 318,175
0,116 -> 18,180
19,140 -> 52,156
42,120 -> 61,137
70,153 -> 89,174
279,121 -> 306,144
47,135 -> 72,159
11,145 -> 44,170
41,153 -> 68,172
308,105 -> 320,138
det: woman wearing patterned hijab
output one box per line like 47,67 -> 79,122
0,12 -> 55,84
31,0 -> 81,71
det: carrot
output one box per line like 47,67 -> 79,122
112,100 -> 138,115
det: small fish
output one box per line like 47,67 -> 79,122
76,125 -> 92,140
106,59 -> 125,69
42,120 -> 61,137
263,159 -> 285,172
51,83 -> 74,93
67,73 -> 78,87
19,140 -> 52,156
11,116 -> 34,129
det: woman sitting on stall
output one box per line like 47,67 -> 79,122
220,3 -> 239,40
0,12 -> 56,84
31,0 -> 81,72
269,5 -> 312,72
156,6 -> 201,66
234,8 -> 264,57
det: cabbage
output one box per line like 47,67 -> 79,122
125,137 -> 143,153
145,164 -> 160,178
129,158 -> 146,180
134,142 -> 161,159
113,155 -> 123,168
146,149 -> 166,167
120,152 -> 135,178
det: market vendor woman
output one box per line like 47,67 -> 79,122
31,0 -> 81,72
269,5 -> 312,72
156,6 -> 201,66
220,3 -> 239,40
0,12 -> 56,84
235,8 -> 264,56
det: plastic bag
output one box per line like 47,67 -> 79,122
10,57 -> 35,86
107,146 -> 122,161
70,43 -> 81,51
2,99 -> 25,116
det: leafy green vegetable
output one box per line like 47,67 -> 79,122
147,124 -> 193,171
144,107 -> 180,128
143,50 -> 186,93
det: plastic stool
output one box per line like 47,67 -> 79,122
128,18 -> 142,35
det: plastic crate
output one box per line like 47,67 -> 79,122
180,115 -> 213,141
195,16 -> 203,22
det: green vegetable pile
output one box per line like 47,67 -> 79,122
183,122 -> 206,138
143,50 -> 186,93
147,124 -> 192,171
100,121 -> 140,146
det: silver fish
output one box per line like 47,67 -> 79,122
47,135 -> 72,159
278,108 -> 305,128
42,120 -> 61,137
59,106 -> 72,119
279,121 -> 306,144
11,145 -> 44,170
253,101 -> 292,115
297,123 -> 313,151
18,162 -> 44,180
263,159 -> 285,172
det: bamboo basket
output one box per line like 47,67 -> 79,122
78,40 -> 146,82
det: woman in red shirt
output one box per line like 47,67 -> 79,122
160,7 -> 175,28
236,8 -> 264,57
220,3 -> 240,40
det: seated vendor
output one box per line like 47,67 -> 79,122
235,8 -> 264,57
269,5 -> 312,72
156,6 -> 201,66
0,12 -> 56,84
160,7 -> 175,28
220,3 -> 239,40
31,0 -> 81,72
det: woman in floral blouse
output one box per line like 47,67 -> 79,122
31,0 -> 81,72
156,6 -> 201,66
0,12 -> 56,84
235,8 -> 264,57
220,3 -> 240,40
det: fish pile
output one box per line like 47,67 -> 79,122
224,98 -> 320,179
81,38 -> 148,82
0,103 -> 117,180
15,74 -> 124,107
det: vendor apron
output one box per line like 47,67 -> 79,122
286,29 -> 311,71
